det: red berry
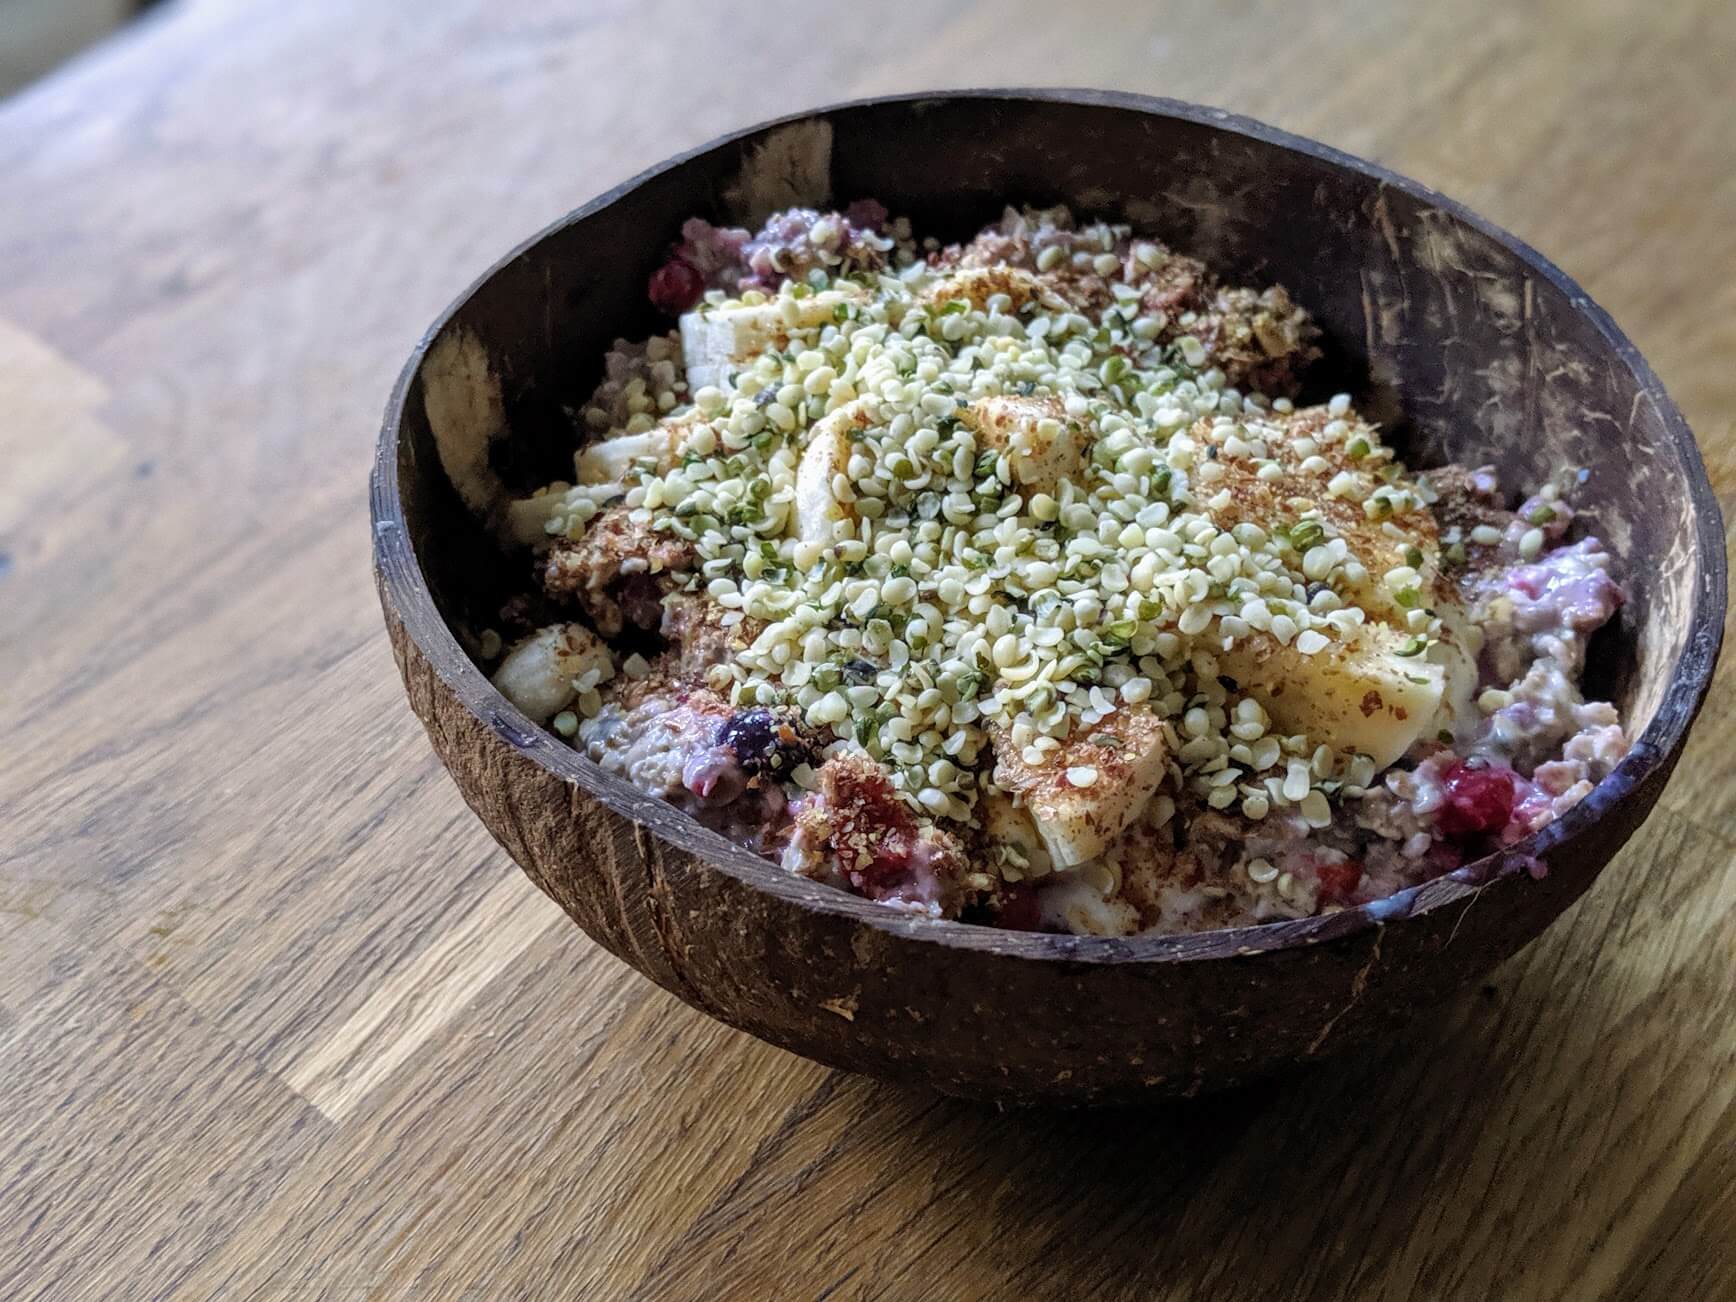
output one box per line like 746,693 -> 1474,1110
1436,762 -> 1517,839
648,257 -> 704,314
859,839 -> 914,889
1315,860 -> 1362,904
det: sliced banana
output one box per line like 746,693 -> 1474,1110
500,486 -> 570,548
793,399 -> 874,546
490,623 -> 615,723
922,265 -> 1067,315
575,410 -> 702,490
679,287 -> 867,392
991,706 -> 1169,868
963,395 -> 1089,499
1037,872 -> 1141,937
975,791 -> 1055,879
1200,405 -> 1441,633
1194,402 -> 1462,763
1430,600 -> 1485,746
1217,623 -> 1448,769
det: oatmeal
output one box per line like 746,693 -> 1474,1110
479,203 -> 1628,936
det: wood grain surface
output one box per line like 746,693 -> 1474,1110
1,1 -> 1732,1297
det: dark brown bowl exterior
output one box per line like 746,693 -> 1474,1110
371,91 -> 1725,1105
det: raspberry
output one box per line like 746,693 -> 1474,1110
648,257 -> 704,314
1437,762 -> 1517,839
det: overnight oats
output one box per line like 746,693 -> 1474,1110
475,202 -> 1628,936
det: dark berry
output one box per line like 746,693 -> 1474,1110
843,198 -> 889,231
717,708 -> 813,778
615,572 -> 665,630
1437,762 -> 1517,839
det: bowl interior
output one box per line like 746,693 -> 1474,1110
385,92 -> 1723,951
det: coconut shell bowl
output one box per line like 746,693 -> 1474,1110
371,90 -> 1725,1105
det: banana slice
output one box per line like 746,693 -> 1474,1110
975,791 -> 1055,879
794,399 -> 874,546
1196,403 -> 1464,763
1201,405 -> 1441,632
1217,623 -> 1445,769
679,288 -> 867,392
1431,600 -> 1485,746
922,265 -> 1068,315
505,411 -> 701,543
500,486 -> 570,547
1037,872 -> 1141,937
575,410 -> 703,490
963,395 -> 1090,499
991,706 -> 1169,868
491,623 -> 615,723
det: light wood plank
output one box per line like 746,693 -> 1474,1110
283,870 -> 561,1119
0,917 -> 330,1300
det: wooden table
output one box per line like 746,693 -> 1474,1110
2,1 -> 1732,1297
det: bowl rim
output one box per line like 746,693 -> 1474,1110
372,87 -> 1727,966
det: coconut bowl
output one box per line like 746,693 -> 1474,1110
371,90 -> 1725,1105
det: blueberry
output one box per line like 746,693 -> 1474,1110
717,708 -> 813,777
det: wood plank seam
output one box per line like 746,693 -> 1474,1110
281,869 -> 562,1120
